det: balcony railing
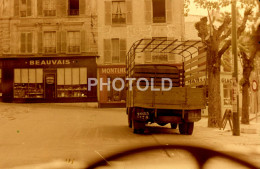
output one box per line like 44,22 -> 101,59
44,47 -> 56,53
68,9 -> 79,16
112,14 -> 126,24
44,10 -> 56,16
68,46 -> 80,53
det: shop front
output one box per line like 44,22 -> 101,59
98,65 -> 126,108
0,56 -> 97,103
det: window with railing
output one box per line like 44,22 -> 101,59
43,0 -> 56,16
44,31 -> 56,53
152,0 -> 166,23
68,0 -> 79,16
112,0 -> 126,24
67,31 -> 80,53
20,0 -> 31,17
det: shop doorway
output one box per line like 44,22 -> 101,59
45,73 -> 56,99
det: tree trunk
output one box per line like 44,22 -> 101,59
207,48 -> 222,128
241,67 -> 251,124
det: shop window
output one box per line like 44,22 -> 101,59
107,76 -> 126,102
57,67 -> 87,98
20,32 -> 33,53
67,31 -> 80,53
44,31 -> 56,53
14,69 -> 44,98
19,0 -> 32,17
112,0 -> 126,24
43,0 -> 56,16
223,84 -> 232,105
104,38 -> 126,64
68,0 -> 79,16
152,0 -> 166,23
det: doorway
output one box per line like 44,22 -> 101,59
45,73 -> 56,100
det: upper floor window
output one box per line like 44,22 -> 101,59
44,31 -> 56,53
152,0 -> 166,23
145,0 -> 171,24
67,31 -> 80,53
43,0 -> 56,16
69,0 -> 79,16
20,32 -> 32,53
105,0 -> 132,25
20,0 -> 32,17
104,38 -> 126,64
112,0 -> 126,24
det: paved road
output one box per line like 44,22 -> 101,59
0,103 -> 259,168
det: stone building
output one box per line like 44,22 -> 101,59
96,0 -> 185,107
0,0 -> 186,105
0,0 -> 98,103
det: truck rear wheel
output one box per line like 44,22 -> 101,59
179,122 -> 194,135
128,108 -> 132,128
132,120 -> 145,134
158,123 -> 167,126
170,123 -> 177,129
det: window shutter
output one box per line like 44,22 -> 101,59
120,39 -> 126,63
21,33 -> 26,53
126,0 -> 132,24
27,32 -> 33,53
27,0 -> 32,16
79,0 -> 85,15
166,0 -> 172,24
81,31 -> 86,52
58,0 -> 67,16
104,1 -> 111,25
37,0 -> 43,16
61,31 -> 67,53
38,32 -> 43,53
14,0 -> 19,17
144,0 -> 152,24
57,31 -> 61,53
104,39 -> 112,63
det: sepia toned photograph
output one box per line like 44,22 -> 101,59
0,0 -> 259,168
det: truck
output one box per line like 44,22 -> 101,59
126,39 -> 207,135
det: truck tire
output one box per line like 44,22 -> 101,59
132,120 -> 145,134
158,123 -> 167,126
179,122 -> 194,135
128,108 -> 132,128
170,123 -> 177,129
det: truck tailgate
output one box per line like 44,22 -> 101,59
132,87 -> 206,110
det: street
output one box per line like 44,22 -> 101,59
0,103 -> 259,169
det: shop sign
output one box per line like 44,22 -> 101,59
189,77 -> 206,84
27,59 -> 71,66
101,67 -> 126,75
221,78 -> 233,84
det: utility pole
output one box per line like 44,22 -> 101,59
232,0 -> 240,136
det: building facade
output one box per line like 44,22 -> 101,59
96,0 -> 185,107
0,0 -> 98,102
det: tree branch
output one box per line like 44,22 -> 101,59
216,16 -> 231,38
218,8 -> 252,58
219,29 -> 231,42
